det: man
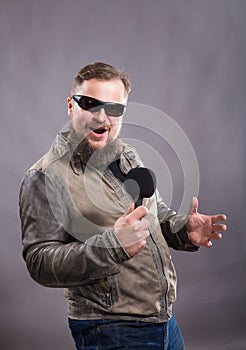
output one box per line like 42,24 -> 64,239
19,62 -> 227,350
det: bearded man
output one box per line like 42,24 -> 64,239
19,62 -> 227,350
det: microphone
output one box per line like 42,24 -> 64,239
123,167 -> 156,207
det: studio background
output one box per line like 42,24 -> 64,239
0,0 -> 245,349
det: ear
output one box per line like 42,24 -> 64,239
67,97 -> 73,119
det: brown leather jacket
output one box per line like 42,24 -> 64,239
19,132 -> 198,323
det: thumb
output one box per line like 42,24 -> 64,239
123,201 -> 135,216
191,196 -> 198,214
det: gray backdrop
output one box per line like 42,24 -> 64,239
0,0 -> 245,349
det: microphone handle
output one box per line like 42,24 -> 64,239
135,197 -> 143,208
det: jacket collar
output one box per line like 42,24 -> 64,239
55,132 -> 142,176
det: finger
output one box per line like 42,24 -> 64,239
126,239 -> 147,257
123,201 -> 135,216
126,219 -> 150,237
204,232 -> 223,247
141,229 -> 150,240
123,217 -> 150,233
206,240 -> 213,248
138,218 -> 151,231
210,232 -> 223,240
211,214 -> 227,224
139,239 -> 147,250
212,224 -> 227,233
135,239 -> 147,251
123,229 -> 150,247
191,197 -> 198,215
126,205 -> 149,222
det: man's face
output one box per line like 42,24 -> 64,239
67,78 -> 128,150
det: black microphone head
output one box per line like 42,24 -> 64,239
123,167 -> 156,204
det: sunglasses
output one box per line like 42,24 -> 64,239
72,95 -> 126,117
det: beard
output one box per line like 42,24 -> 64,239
77,137 -> 124,169
69,124 -> 124,169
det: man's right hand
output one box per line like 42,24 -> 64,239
114,202 -> 150,257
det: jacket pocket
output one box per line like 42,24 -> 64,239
98,275 -> 118,308
71,275 -> 119,310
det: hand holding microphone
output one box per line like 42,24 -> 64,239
114,203 -> 150,257
114,167 -> 156,257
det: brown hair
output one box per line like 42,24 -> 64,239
71,62 -> 131,95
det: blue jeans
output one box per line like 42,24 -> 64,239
68,315 -> 185,350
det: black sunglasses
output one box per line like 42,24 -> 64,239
72,95 -> 126,117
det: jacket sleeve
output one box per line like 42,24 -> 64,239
156,190 -> 199,252
19,169 -> 130,288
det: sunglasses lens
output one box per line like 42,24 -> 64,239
80,96 -> 99,110
105,104 -> 125,117
73,96 -> 125,117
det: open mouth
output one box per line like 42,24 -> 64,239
89,127 -> 108,137
93,127 -> 107,134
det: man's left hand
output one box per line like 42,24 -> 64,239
186,197 -> 227,248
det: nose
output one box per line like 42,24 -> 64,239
93,106 -> 108,123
